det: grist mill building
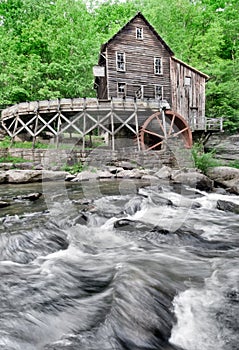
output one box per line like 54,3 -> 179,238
94,12 -> 209,132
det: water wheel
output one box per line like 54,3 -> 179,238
139,110 -> 192,151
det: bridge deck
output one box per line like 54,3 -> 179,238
1,98 -> 162,120
0,98 -> 223,151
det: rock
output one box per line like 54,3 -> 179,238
6,170 -> 69,183
13,192 -> 42,201
116,169 -> 142,179
65,174 -> 76,181
16,162 -> 35,170
0,171 -> 7,183
34,163 -> 44,170
7,170 -> 42,183
107,166 -> 124,174
124,197 -> 143,215
171,169 -> 213,191
206,166 -> 239,194
116,161 -> 137,170
154,165 -> 172,179
42,170 -> 69,181
97,170 -> 113,179
213,187 -> 227,195
205,133 -> 239,163
141,174 -> 159,182
0,200 -> 11,208
151,195 -> 173,206
72,170 -> 100,182
216,200 -> 239,213
0,163 -> 14,171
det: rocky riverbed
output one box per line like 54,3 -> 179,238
1,162 -> 239,217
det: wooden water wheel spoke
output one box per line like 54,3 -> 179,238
142,128 -> 165,140
172,126 -> 189,137
146,140 -> 164,151
139,110 -> 192,150
155,114 -> 166,137
168,113 -> 176,136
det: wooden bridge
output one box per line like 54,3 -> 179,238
1,97 -> 223,151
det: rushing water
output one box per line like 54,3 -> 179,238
0,179 -> 238,350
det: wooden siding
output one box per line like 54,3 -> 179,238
170,58 -> 206,129
105,17 -> 172,103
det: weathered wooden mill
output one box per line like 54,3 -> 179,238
1,12 -> 222,154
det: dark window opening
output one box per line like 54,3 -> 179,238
118,82 -> 126,95
136,27 -> 143,39
116,52 -> 126,71
155,85 -> 163,100
154,57 -> 162,74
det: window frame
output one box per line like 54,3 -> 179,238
155,85 -> 163,100
136,27 -> 143,40
185,76 -> 191,86
154,57 -> 163,75
117,82 -> 126,96
116,52 -> 126,72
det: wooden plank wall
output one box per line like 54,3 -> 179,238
106,17 -> 172,103
170,58 -> 206,129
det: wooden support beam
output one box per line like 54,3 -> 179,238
134,99 -> 141,151
111,99 -> 115,151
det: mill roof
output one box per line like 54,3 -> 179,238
100,12 -> 174,56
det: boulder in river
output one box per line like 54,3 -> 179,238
216,199 -> 239,213
116,169 -> 142,179
7,169 -> 42,183
0,200 -> 11,208
6,170 -> 69,183
206,166 -> 239,194
154,165 -> 172,179
0,171 -> 7,183
171,169 -> 213,191
13,192 -> 42,201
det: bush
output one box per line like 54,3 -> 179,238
62,162 -> 86,174
192,142 -> 222,174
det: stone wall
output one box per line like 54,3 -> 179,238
4,147 -> 181,169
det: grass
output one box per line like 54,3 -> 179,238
228,160 -> 239,169
0,135 -> 105,150
0,155 -> 29,163
0,136 -> 49,149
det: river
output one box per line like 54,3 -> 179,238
0,179 -> 238,350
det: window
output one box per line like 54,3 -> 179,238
136,27 -> 143,40
154,57 -> 162,74
116,52 -> 126,71
118,82 -> 126,95
155,85 -> 163,100
185,76 -> 191,86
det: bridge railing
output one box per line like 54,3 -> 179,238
205,117 -> 223,132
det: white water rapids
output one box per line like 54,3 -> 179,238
0,180 -> 238,350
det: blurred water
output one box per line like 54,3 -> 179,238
0,180 -> 238,350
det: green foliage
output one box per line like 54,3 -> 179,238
228,160 -> 239,169
0,136 -> 49,149
62,162 -> 86,174
192,142 -> 222,174
0,155 -> 28,163
0,0 -> 238,131
0,136 -> 11,148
